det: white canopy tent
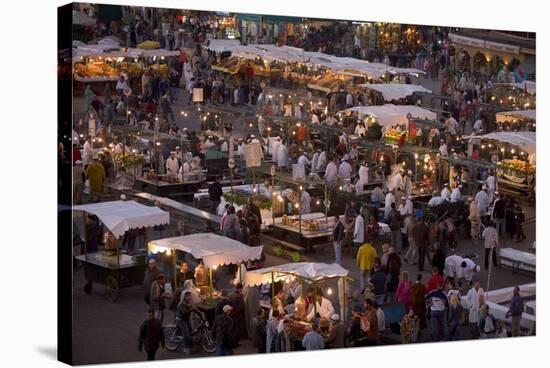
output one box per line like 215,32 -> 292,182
74,200 -> 170,238
496,109 -> 536,123
148,233 -> 263,269
206,42 -> 424,79
245,262 -> 349,285
494,81 -> 536,95
204,39 -> 242,53
470,131 -> 536,154
344,104 -> 437,126
357,83 -> 432,101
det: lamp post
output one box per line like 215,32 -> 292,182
228,158 -> 236,205
271,164 -> 276,226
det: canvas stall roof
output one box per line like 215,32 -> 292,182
203,39 -> 242,52
245,262 -> 349,286
73,200 -> 170,238
344,104 -> 436,126
140,49 -> 180,58
205,42 -> 424,79
496,109 -> 536,123
472,131 -> 536,154
357,83 -> 432,101
494,81 -> 536,95
148,233 -> 263,268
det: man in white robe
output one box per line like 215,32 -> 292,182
384,189 -> 396,220
325,159 -> 338,189
276,143 -> 289,168
450,184 -> 463,203
311,150 -> 321,174
403,170 -> 413,196
465,281 -> 485,338
338,157 -> 352,180
300,191 -> 312,214
305,294 -> 335,321
441,183 -> 451,201
316,151 -> 327,173
82,136 -> 93,166
165,152 -> 180,178
298,152 -> 310,172
485,170 -> 497,203
358,162 -> 369,187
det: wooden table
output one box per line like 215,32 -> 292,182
134,177 -> 203,198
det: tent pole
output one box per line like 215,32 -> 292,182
342,276 -> 347,326
83,212 -> 88,261
173,248 -> 177,287
271,271 -> 275,307
313,285 -> 317,317
209,267 -> 214,304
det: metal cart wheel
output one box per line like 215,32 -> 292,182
105,275 -> 119,302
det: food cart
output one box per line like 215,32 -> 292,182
343,104 -> 437,145
486,81 -> 536,110
245,262 -> 351,337
471,131 -> 536,197
73,200 -> 170,302
147,233 -> 263,320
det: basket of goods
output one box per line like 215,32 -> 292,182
384,128 -> 402,144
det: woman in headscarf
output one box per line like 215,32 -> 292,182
181,279 -> 201,306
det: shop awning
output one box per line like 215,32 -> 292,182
496,109 -> 536,123
148,233 -> 263,269
344,104 -> 437,127
73,200 -> 170,238
262,15 -> 303,23
357,83 -> 432,101
236,13 -> 262,22
245,262 -> 349,286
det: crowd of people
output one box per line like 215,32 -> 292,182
67,5 -> 535,363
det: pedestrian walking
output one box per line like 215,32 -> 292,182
138,310 -> 165,361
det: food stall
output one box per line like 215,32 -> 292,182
272,212 -> 390,251
487,81 -> 536,110
73,200 -> 170,301
343,104 -> 437,145
473,131 -> 536,196
148,233 -> 263,318
495,109 -> 536,131
439,156 -> 497,197
72,43 -> 179,89
245,262 -> 351,337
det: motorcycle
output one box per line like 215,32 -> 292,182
163,308 -> 216,353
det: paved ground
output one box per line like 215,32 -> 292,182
72,76 -> 535,365
72,201 -> 535,365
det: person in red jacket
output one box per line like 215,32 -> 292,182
425,266 -> 445,294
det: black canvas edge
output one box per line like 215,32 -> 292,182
58,2 -> 74,366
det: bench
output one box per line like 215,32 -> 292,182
499,248 -> 536,274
